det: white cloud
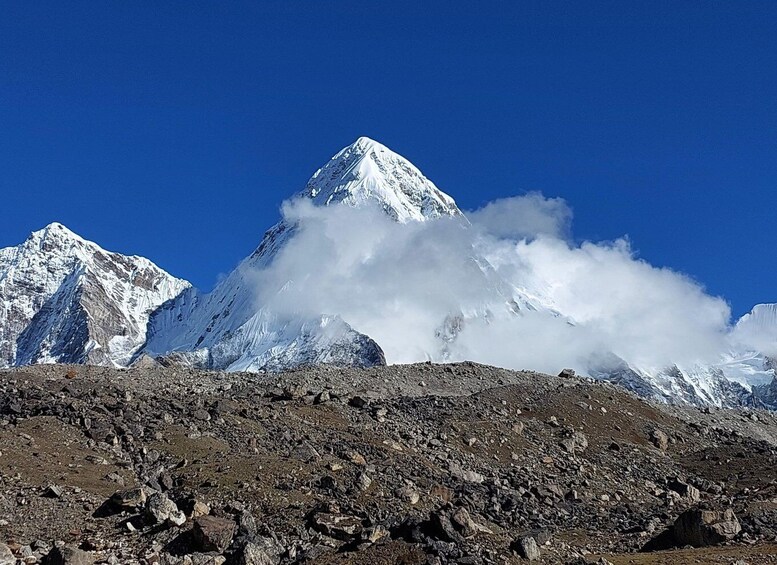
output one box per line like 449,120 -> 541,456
468,192 -> 572,240
249,193 -> 732,376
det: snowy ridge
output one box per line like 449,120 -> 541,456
0,223 -> 189,367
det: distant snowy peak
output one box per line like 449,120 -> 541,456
731,303 -> 777,355
735,303 -> 777,335
0,222 -> 189,367
300,136 -> 461,222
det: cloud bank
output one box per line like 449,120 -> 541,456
249,194 -> 733,375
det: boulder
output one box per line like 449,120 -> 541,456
650,429 -> 669,451
146,492 -> 186,526
194,515 -> 237,553
0,543 -> 14,565
667,479 -> 701,503
110,487 -> 146,510
673,507 -> 740,547
514,536 -> 540,560
238,541 -> 276,565
43,546 -> 94,565
310,512 -> 363,541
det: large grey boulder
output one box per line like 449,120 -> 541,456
673,507 -> 740,547
145,492 -> 186,526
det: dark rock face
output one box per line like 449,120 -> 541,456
16,280 -> 91,365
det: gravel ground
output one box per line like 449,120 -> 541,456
0,362 -> 776,564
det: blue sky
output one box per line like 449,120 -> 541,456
1,1 -> 775,318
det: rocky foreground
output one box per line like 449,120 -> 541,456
1,363 -> 777,564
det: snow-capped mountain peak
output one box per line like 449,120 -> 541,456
730,303 -> 777,358
142,136 -> 466,371
300,137 -> 461,222
25,222 -> 87,254
37,221 -> 79,240
0,223 -> 189,368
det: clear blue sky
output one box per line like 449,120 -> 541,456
1,1 -> 775,318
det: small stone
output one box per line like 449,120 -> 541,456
188,555 -> 226,565
44,485 -> 63,498
159,473 -> 174,491
348,396 -> 369,408
356,472 -> 372,491
238,541 -> 275,565
290,442 -> 321,463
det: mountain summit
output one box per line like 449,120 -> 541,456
300,137 -> 461,222
0,222 -> 189,367
141,137 -> 459,371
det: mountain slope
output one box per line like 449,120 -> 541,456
0,223 -> 189,367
